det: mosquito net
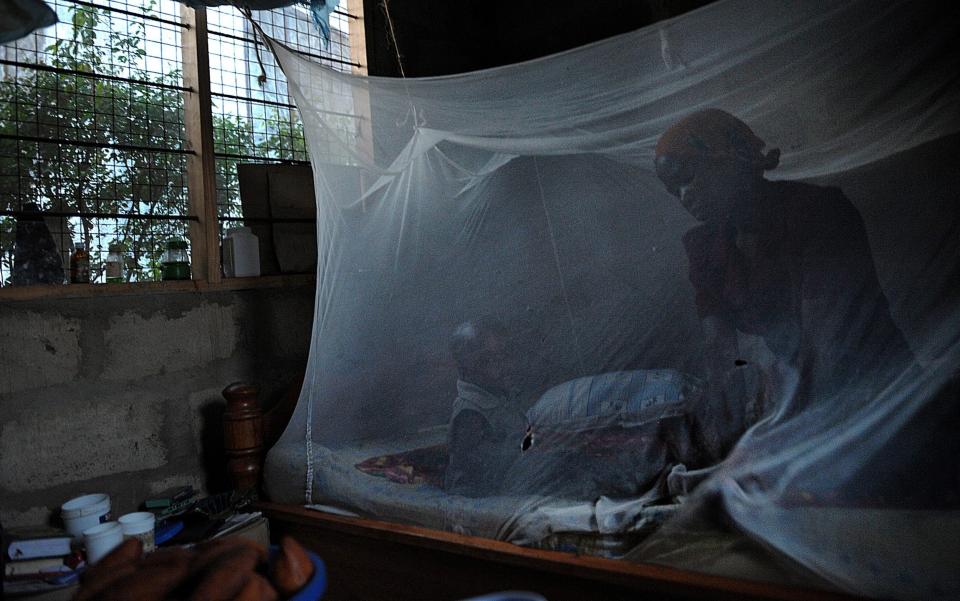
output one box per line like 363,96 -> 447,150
263,0 -> 960,598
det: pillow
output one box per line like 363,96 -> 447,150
526,369 -> 700,432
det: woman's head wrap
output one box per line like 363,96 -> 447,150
655,109 -> 780,171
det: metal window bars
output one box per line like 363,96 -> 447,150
206,3 -> 358,223
0,0 -> 362,287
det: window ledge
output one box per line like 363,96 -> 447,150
0,274 -> 316,302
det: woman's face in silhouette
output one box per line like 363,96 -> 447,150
656,152 -> 760,222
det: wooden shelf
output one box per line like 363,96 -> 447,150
0,274 -> 315,302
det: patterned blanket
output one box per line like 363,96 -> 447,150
532,426 -> 658,457
355,444 -> 449,486
353,425 -> 674,488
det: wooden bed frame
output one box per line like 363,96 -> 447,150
221,382 -> 861,601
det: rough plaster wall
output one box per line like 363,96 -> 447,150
0,283 -> 313,528
1,312 -> 81,396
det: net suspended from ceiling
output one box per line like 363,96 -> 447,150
263,0 -> 960,598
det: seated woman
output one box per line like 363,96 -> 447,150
653,108 -> 914,459
444,318 -> 528,497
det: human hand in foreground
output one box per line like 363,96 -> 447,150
73,535 -> 314,601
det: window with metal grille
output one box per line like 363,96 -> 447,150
0,0 -> 189,284
0,0 -> 364,288
207,4 -> 362,223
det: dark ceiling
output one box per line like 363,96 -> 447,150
362,0 -> 715,77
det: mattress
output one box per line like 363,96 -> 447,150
264,425 -> 681,557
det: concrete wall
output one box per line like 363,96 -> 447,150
0,282 -> 314,528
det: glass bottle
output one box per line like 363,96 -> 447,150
69,242 -> 90,284
105,243 -> 125,283
161,239 -> 191,281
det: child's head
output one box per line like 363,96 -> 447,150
450,317 -> 510,394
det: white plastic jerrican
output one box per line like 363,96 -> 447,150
119,511 -> 156,553
222,226 -> 261,278
61,493 -> 111,540
83,521 -> 123,564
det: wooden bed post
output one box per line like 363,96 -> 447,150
222,382 -> 264,493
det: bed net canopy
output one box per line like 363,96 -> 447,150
263,0 -> 960,598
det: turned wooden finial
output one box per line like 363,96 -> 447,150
222,382 -> 264,493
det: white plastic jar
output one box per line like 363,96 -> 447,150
118,511 -> 156,553
222,226 -> 261,278
61,493 -> 111,540
83,521 -> 123,564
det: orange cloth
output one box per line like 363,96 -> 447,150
655,108 -> 778,169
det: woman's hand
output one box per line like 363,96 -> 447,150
74,535 -> 314,601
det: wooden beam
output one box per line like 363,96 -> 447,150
258,502 -> 863,601
0,275 -> 315,302
347,0 -> 368,76
180,6 -> 221,284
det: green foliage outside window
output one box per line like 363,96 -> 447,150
0,2 -> 307,285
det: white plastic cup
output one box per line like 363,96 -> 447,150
83,521 -> 123,565
118,511 -> 156,553
62,493 -> 111,540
